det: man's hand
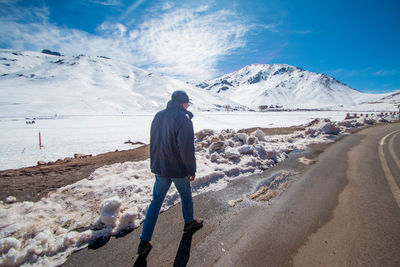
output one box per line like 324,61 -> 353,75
188,175 -> 196,182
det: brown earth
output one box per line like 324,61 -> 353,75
0,145 -> 150,202
0,126 -> 309,203
238,125 -> 306,135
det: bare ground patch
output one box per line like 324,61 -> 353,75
0,145 -> 149,202
238,126 -> 306,136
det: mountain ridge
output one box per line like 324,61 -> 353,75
194,63 -> 393,110
0,49 -> 225,115
0,49 -> 398,115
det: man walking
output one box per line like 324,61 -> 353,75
137,90 -> 203,255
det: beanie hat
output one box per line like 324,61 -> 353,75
171,90 -> 191,104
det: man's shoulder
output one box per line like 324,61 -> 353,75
154,108 -> 169,118
165,107 -> 188,117
154,107 -> 192,124
175,109 -> 193,123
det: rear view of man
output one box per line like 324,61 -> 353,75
137,90 -> 203,255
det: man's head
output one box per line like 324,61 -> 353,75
171,90 -> 190,107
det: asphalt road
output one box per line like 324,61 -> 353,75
63,122 -> 400,267
292,122 -> 400,267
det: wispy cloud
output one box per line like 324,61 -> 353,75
161,2 -> 175,11
328,67 -> 400,78
373,69 -> 400,76
0,0 -> 49,23
119,0 -> 146,22
0,1 -> 250,80
252,22 -> 280,33
127,6 -> 249,79
291,30 -> 312,35
327,68 -> 360,77
90,0 -> 123,6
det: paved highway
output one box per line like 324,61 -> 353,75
292,124 -> 400,266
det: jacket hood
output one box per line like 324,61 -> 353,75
167,100 -> 194,119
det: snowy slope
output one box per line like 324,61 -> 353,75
0,50 -> 225,116
378,90 -> 400,104
195,64 -> 397,110
0,50 -> 398,116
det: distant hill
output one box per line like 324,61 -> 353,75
195,64 -> 397,111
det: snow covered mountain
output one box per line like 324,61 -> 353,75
0,50 -> 225,116
0,50 -> 398,116
195,64 -> 397,110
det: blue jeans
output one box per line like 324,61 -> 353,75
140,175 -> 194,242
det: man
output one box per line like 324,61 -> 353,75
137,90 -> 203,255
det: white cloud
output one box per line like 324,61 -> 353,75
328,67 -> 400,79
1,21 -> 102,55
162,2 -> 175,10
91,0 -> 123,6
0,0 -> 49,23
291,30 -> 312,35
119,0 -> 146,22
373,69 -> 400,77
99,22 -> 127,38
0,2 -> 249,80
128,6 -> 249,80
260,23 -> 279,31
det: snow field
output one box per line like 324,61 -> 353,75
0,111 -> 351,171
0,115 -> 153,171
0,113 -> 398,266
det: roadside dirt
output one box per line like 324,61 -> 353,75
0,145 -> 150,202
238,125 -> 306,135
0,126 -> 310,203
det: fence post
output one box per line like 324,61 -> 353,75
39,131 -> 43,149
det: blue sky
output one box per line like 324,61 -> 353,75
1,0 -> 399,93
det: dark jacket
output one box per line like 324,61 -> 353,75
150,100 -> 196,178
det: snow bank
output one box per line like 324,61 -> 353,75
0,113 -> 398,266
0,160 -> 153,266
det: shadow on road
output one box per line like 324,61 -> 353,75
88,235 -> 111,250
133,254 -> 149,267
173,226 -> 203,267
88,228 -> 134,250
132,225 -> 203,267
133,243 -> 152,267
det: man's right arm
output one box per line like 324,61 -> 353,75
176,117 -> 196,177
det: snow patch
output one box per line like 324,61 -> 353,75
100,197 -> 121,226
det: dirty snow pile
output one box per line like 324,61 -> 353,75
248,171 -> 295,202
0,114 -> 398,266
